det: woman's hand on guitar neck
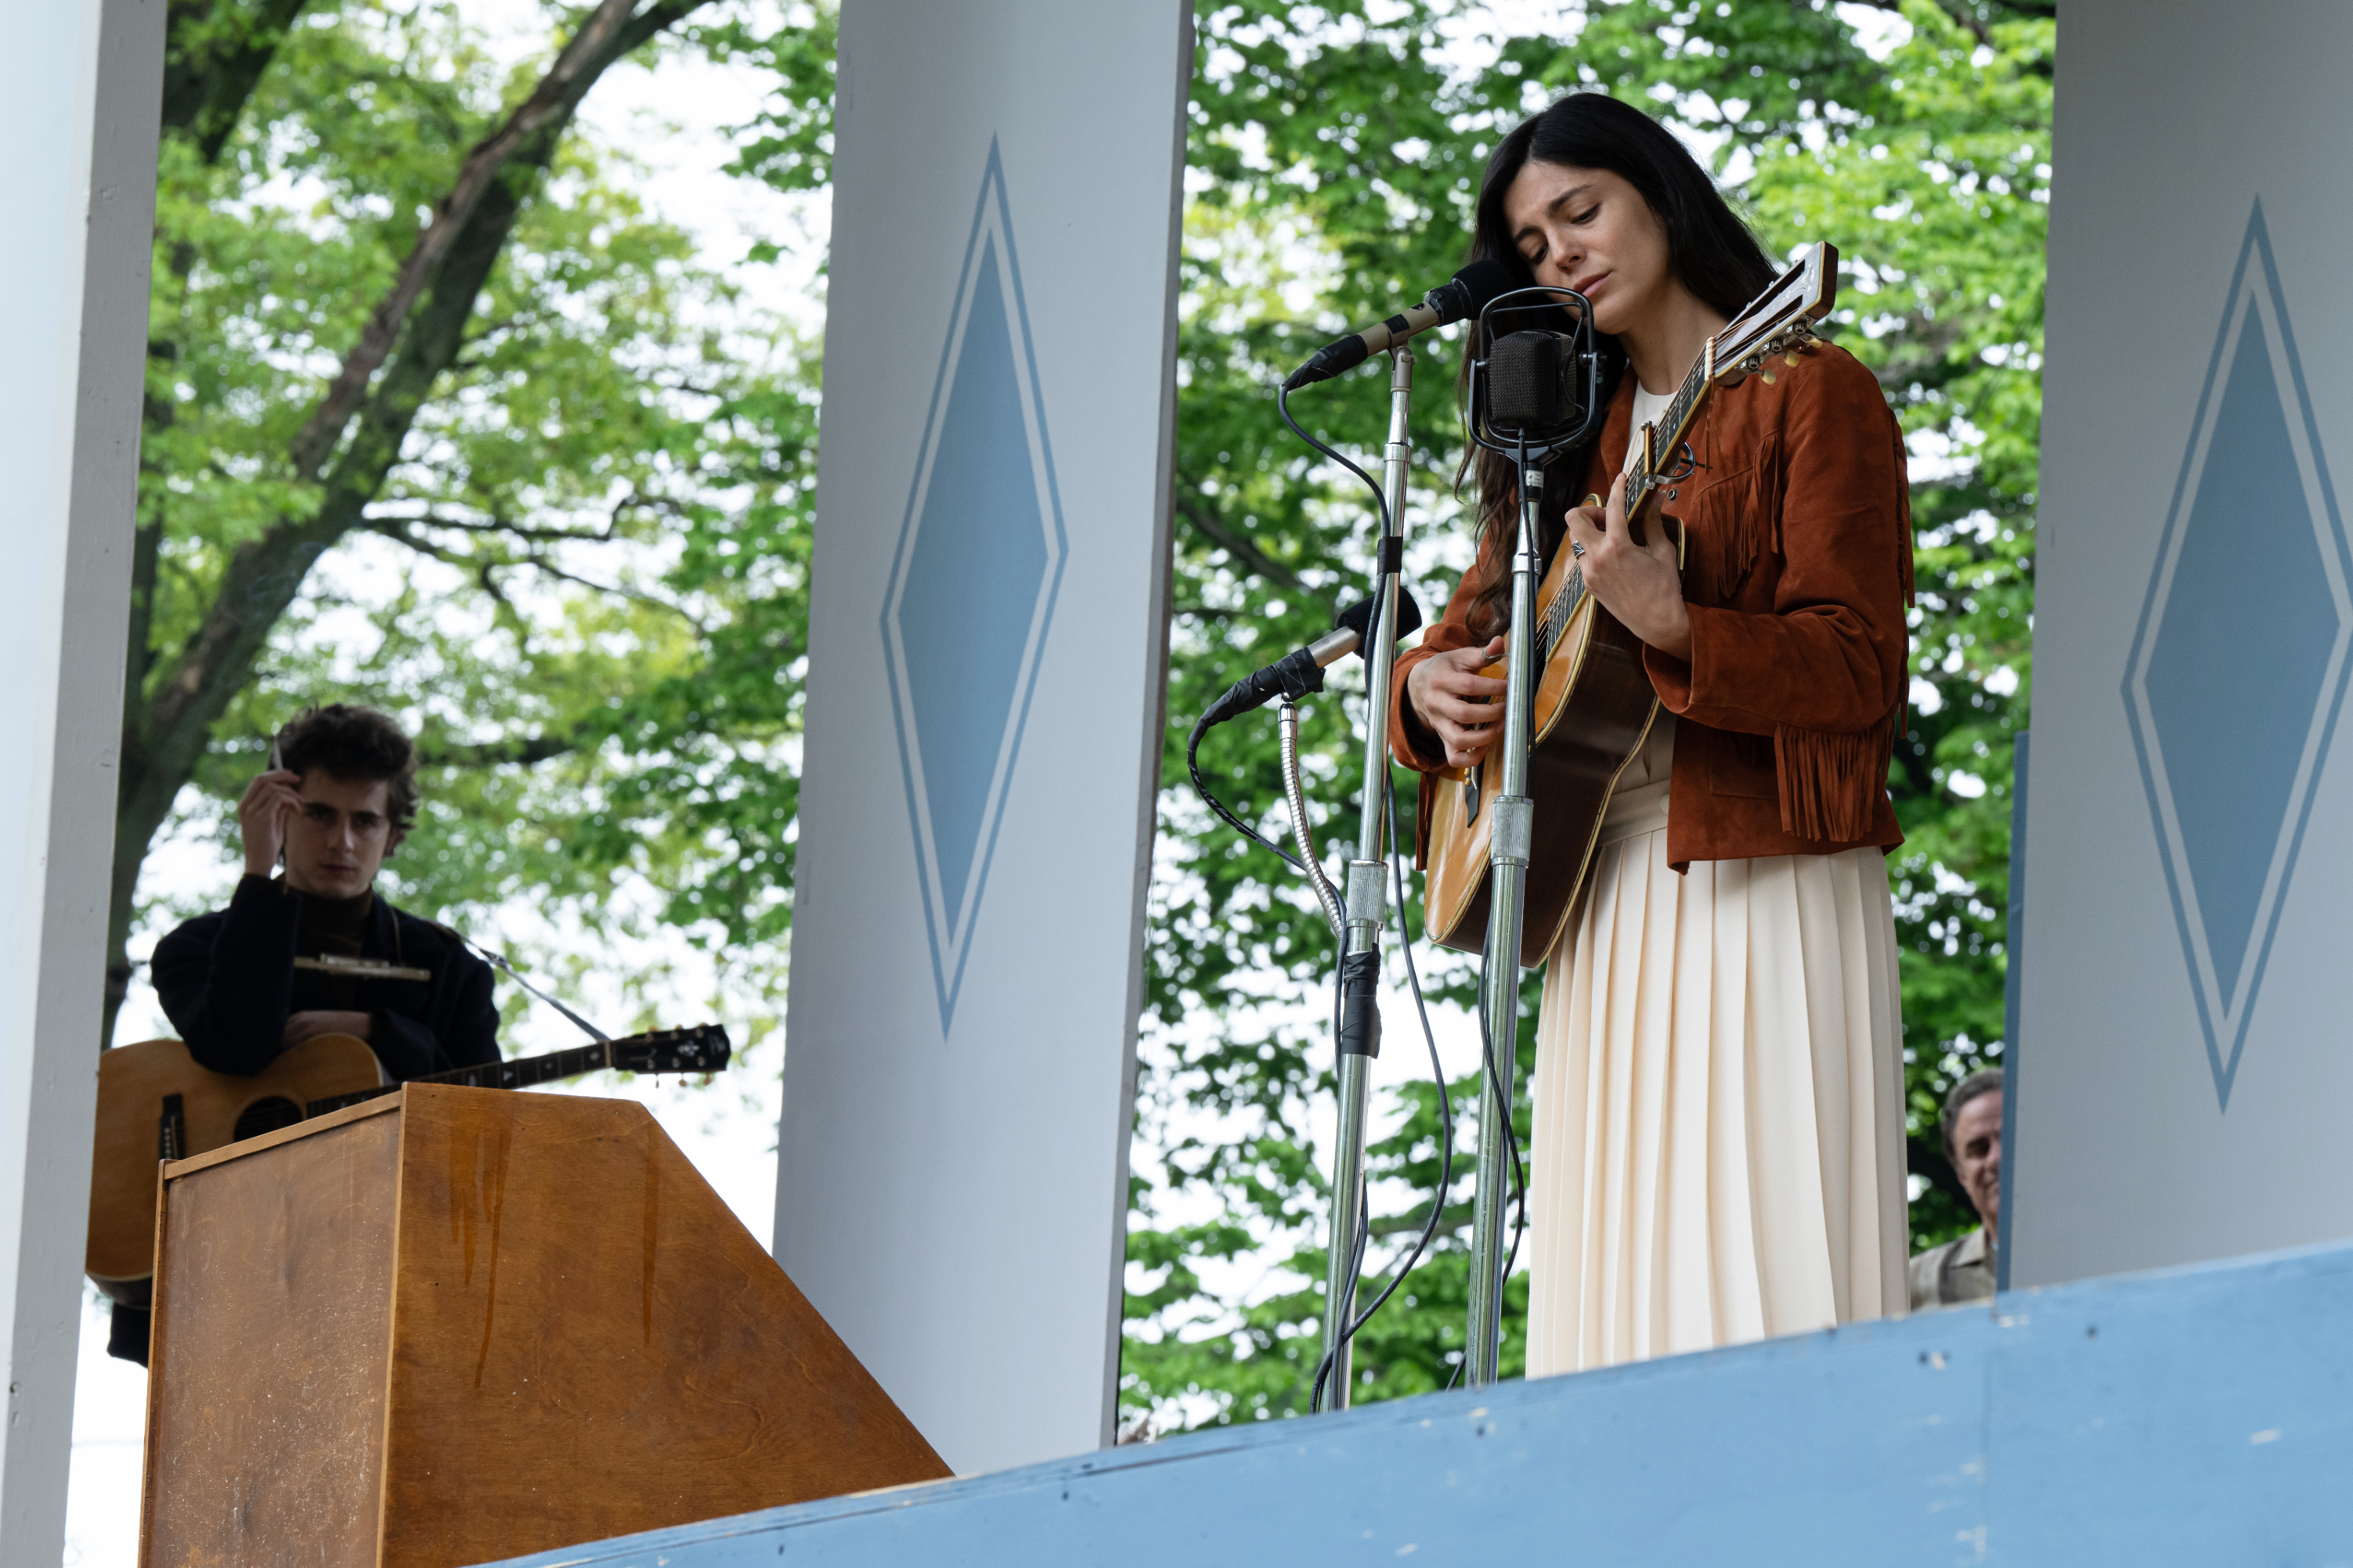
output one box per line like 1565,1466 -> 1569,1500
1406,637 -> 1510,770
1565,474 -> 1694,661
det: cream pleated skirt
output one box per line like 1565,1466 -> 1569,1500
1523,719 -> 1907,1376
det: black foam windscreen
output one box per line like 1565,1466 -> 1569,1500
1431,258 -> 1516,324
1335,587 -> 1424,647
1488,330 -> 1572,429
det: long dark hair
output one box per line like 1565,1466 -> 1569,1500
1456,93 -> 1777,640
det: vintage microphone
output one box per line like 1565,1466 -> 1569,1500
1282,259 -> 1516,391
1186,592 -> 1425,872
1192,591 -> 1425,731
1458,287 -> 1608,1388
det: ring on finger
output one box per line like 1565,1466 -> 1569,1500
1570,540 -> 1586,557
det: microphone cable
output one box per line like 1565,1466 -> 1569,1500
1441,995 -> 1528,1392
1184,383 -> 1400,871
1186,714 -> 1305,873
1278,384 -> 1392,543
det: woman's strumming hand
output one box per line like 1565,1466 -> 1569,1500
1406,636 -> 1509,770
1564,473 -> 1692,661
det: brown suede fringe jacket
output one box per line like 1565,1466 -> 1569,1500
1389,337 -> 1913,871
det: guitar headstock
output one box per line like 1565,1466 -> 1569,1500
1709,240 -> 1839,385
610,1024 -> 733,1076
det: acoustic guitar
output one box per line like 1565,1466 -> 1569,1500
1422,242 -> 1841,966
85,1024 -> 731,1299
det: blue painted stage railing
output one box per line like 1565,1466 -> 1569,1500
481,1239 -> 2353,1566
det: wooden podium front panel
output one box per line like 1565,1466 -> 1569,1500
143,1102 -> 404,1568
377,1087 -> 949,1568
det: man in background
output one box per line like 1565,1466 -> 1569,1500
114,705 -> 502,1363
151,703 -> 500,1080
1910,1069 -> 2002,1310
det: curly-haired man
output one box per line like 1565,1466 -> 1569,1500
113,707 -> 505,1364
150,703 -> 502,1081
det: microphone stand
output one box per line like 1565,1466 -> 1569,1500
1462,431 -> 1543,1387
1317,344 -> 1416,1411
1454,290 -> 1607,1387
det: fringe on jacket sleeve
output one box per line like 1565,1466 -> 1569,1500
1774,707 -> 1900,845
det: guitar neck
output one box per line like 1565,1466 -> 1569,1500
303,1041 -> 614,1117
418,1041 -> 613,1092
1533,342 -> 1723,665
1624,338 -> 1721,522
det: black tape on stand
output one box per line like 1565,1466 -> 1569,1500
1338,949 -> 1382,1058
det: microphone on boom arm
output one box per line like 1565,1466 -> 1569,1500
1196,590 -> 1427,730
1185,590 -> 1427,871
1283,259 -> 1517,391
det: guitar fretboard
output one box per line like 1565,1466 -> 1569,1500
298,1025 -> 731,1119
1529,344 -> 1713,668
1535,303 -> 1821,651
426,1042 -> 616,1093
302,1042 -> 617,1116
1622,340 -> 1716,524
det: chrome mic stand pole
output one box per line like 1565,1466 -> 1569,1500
1318,344 -> 1416,1411
1463,438 -> 1543,1387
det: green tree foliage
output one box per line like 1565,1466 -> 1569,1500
121,0 -> 830,1036
1118,0 -> 2049,1433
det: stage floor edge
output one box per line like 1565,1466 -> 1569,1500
474,1239 -> 2353,1566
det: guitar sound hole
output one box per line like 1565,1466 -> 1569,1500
233,1097 -> 304,1142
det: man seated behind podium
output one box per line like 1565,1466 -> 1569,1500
152,703 -> 501,1081
112,707 -> 500,1368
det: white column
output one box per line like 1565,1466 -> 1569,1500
0,0 -> 162,1558
776,0 -> 1189,1475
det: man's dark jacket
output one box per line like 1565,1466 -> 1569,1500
150,874 -> 500,1080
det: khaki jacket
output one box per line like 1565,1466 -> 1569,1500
1388,338 -> 1914,868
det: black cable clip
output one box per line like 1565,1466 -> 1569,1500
1337,949 -> 1382,1058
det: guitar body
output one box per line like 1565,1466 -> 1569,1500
86,1034 -> 386,1296
1422,547 -> 1662,968
86,1022 -> 731,1300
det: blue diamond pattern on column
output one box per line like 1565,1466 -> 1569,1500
2121,200 -> 2353,1108
879,140 -> 1067,1032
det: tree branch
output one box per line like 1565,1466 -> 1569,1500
368,506 -> 626,545
1173,485 -> 1309,593
122,0 -> 714,881
287,0 -> 702,478
415,731 -> 582,769
518,555 -> 706,628
161,0 -> 311,166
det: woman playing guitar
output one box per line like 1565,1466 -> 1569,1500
1392,93 -> 1915,1371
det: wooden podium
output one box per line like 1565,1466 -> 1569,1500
139,1084 -> 950,1568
